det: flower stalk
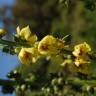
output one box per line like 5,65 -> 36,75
68,77 -> 96,86
0,39 -> 31,47
0,79 -> 17,86
1,77 -> 96,88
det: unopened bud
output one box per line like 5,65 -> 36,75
0,28 -> 6,36
14,47 -> 21,54
58,77 -> 63,84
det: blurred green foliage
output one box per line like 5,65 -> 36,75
12,0 -> 96,45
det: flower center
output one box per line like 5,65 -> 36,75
41,44 -> 49,50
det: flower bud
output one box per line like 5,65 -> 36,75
58,77 -> 63,85
51,78 -> 58,86
14,47 -> 21,54
0,28 -> 6,36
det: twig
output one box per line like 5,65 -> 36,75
0,39 -> 31,47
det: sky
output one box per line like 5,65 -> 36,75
0,52 -> 19,96
0,0 -> 18,96
0,0 -> 16,6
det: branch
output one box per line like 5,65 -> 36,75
0,79 -> 17,86
67,78 -> 96,87
0,78 -> 39,89
1,77 -> 96,89
0,39 -> 31,47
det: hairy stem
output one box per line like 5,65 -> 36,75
0,39 -> 31,47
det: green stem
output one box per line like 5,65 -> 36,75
68,78 -> 96,86
0,39 -> 31,47
0,78 -> 38,88
1,77 -> 96,87
0,79 -> 17,86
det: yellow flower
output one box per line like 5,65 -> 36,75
74,55 -> 90,67
18,47 -> 39,64
27,34 -> 38,44
38,35 -> 59,55
24,47 -> 40,63
18,48 -> 32,65
16,26 -> 31,40
16,26 -> 37,43
73,42 -> 91,57
0,28 -> 6,36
